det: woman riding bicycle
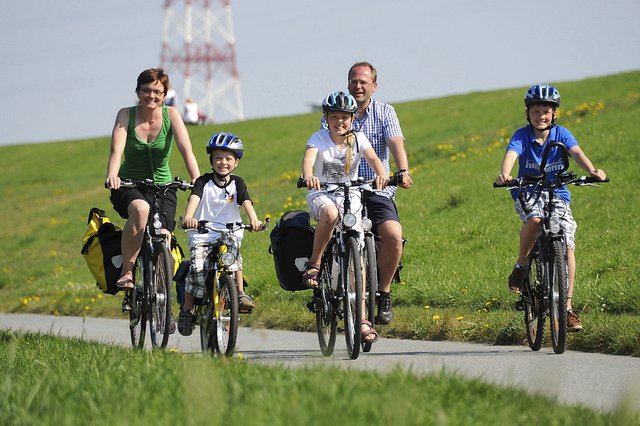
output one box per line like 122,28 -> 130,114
495,83 -> 606,332
301,91 -> 389,343
105,68 -> 200,291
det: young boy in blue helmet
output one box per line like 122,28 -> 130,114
495,84 -> 607,332
178,132 -> 263,336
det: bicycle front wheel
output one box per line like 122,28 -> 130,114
213,274 -> 239,357
129,256 -> 146,348
200,281 -> 216,355
549,239 -> 568,354
149,243 -> 173,349
523,256 -> 545,351
362,234 -> 378,353
315,258 -> 337,356
343,236 -> 363,360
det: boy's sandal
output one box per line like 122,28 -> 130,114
361,319 -> 379,343
302,262 -> 320,289
116,272 -> 134,291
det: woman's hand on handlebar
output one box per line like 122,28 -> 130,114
182,217 -> 198,229
105,176 -> 121,190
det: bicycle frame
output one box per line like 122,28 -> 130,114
190,219 -> 268,357
117,178 -> 192,350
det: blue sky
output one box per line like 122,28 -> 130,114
1,0 -> 639,146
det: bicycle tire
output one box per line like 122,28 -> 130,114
343,235 -> 363,360
200,279 -> 216,354
523,256 -> 545,351
213,274 -> 239,357
362,234 -> 378,353
129,256 -> 146,348
149,242 -> 173,349
315,255 -> 337,356
549,239 -> 568,354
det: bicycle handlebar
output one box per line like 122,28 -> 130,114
105,177 -> 193,191
181,218 -> 270,233
493,173 -> 610,189
296,172 -> 402,189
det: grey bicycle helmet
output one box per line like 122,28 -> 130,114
524,84 -> 561,108
322,91 -> 357,114
206,132 -> 244,159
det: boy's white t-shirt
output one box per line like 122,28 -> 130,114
187,173 -> 251,247
306,129 -> 372,183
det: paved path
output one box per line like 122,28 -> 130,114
2,313 -> 639,413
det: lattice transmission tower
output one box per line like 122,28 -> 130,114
161,0 -> 244,124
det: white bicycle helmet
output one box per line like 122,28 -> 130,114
322,91 -> 357,114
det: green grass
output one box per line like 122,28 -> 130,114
3,330 -> 636,425
1,71 -> 639,355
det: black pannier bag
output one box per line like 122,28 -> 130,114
269,210 -> 315,291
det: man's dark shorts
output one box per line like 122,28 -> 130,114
110,187 -> 178,232
366,193 -> 400,229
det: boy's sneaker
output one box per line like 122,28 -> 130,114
178,310 -> 193,336
375,293 -> 393,325
567,310 -> 583,332
508,264 -> 529,294
238,294 -> 256,310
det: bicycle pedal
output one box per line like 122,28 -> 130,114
239,308 -> 253,315
514,300 -> 524,311
121,296 -> 132,312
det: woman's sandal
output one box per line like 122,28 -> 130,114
302,262 -> 320,289
361,319 -> 379,343
116,272 -> 134,291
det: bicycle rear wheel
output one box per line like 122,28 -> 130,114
213,274 -> 239,357
523,256 -> 545,351
129,256 -> 146,348
343,236 -> 363,360
549,239 -> 568,354
315,258 -> 337,356
149,243 -> 173,349
362,234 -> 378,353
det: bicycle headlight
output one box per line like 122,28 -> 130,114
549,214 -> 561,234
343,212 -> 357,228
362,217 -> 372,232
153,213 -> 162,230
220,252 -> 236,267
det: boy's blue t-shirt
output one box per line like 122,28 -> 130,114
506,125 -> 578,203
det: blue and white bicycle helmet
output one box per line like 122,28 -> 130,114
206,132 -> 244,159
524,84 -> 561,108
322,91 -> 357,114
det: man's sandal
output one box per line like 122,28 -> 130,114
302,262 -> 320,289
361,319 -> 379,343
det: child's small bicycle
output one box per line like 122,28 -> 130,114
494,141 -> 608,354
184,219 -> 268,357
